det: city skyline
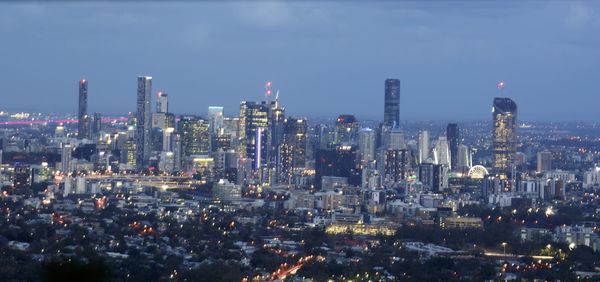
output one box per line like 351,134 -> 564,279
1,1 -> 599,121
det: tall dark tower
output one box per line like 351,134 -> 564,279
384,79 -> 400,128
492,97 -> 517,179
446,123 -> 459,170
78,79 -> 89,139
136,76 -> 152,169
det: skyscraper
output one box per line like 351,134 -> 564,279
384,78 -> 400,128
418,130 -> 430,164
433,136 -> 451,168
358,128 -> 376,162
179,116 -> 211,157
238,101 -> 270,170
446,123 -> 459,170
136,76 -> 152,168
78,79 -> 90,139
492,97 -> 518,179
279,117 -> 307,183
335,115 -> 359,144
156,91 -> 168,113
208,106 -> 225,135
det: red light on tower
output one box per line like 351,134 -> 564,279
265,81 -> 272,98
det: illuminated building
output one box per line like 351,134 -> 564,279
279,117 -> 307,184
156,91 -> 168,113
418,163 -> 447,192
78,79 -> 90,139
13,163 -> 31,189
442,217 -> 483,229
446,123 -> 459,170
238,101 -> 270,170
358,128 -> 376,162
122,139 -> 137,168
418,130 -> 430,164
136,76 -> 152,168
334,114 -> 359,144
178,116 -> 210,157
315,145 -> 361,189
384,78 -> 400,128
212,179 -> 242,203
208,106 -> 224,135
383,149 -> 409,183
536,151 -> 552,173
492,97 -> 517,179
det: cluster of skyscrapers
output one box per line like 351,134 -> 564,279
70,76 -> 519,195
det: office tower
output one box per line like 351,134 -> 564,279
537,151 -> 553,173
446,123 -> 459,170
270,98 -> 285,173
358,128 -> 376,162
78,79 -> 90,139
433,136 -> 451,168
456,144 -> 472,171
122,139 -> 137,168
279,117 -> 307,183
383,149 -> 409,183
92,113 -> 102,140
208,106 -> 225,134
418,163 -> 447,192
179,116 -> 210,157
492,97 -> 518,179
136,76 -> 152,168
315,145 -> 361,189
316,124 -> 334,149
335,115 -> 359,144
156,91 -> 168,113
418,130 -> 430,164
238,101 -> 270,170
387,128 -> 405,150
61,143 -> 72,174
384,78 -> 400,128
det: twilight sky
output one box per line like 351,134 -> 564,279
0,1 -> 599,121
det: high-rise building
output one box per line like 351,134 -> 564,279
61,143 -> 72,174
136,76 -> 152,168
537,151 -> 552,173
418,130 -> 430,164
384,78 -> 400,128
433,136 -> 451,168
446,123 -> 459,170
418,163 -> 447,192
315,145 -> 361,189
78,79 -> 90,139
456,144 -> 472,172
492,97 -> 517,179
383,149 -> 409,183
179,116 -> 210,157
92,113 -> 102,140
156,91 -> 168,113
279,117 -> 307,183
238,101 -> 270,170
358,128 -> 376,162
335,115 -> 359,144
208,106 -> 225,135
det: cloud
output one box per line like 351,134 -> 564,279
564,2 -> 594,29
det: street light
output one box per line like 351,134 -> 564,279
502,242 -> 508,259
